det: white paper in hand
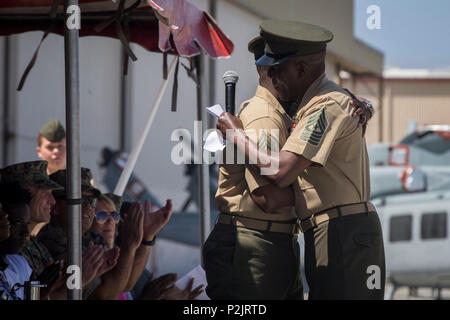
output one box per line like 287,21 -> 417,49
206,104 -> 225,118
174,265 -> 210,300
204,130 -> 225,153
204,104 -> 226,153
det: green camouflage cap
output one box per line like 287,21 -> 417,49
256,20 -> 333,67
0,160 -> 64,190
104,193 -> 123,211
248,36 -> 265,61
50,168 -> 101,198
39,119 -> 66,142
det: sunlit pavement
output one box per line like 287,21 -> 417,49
301,282 -> 450,300
385,282 -> 450,300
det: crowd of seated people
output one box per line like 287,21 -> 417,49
0,120 -> 204,300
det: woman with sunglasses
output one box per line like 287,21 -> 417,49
90,194 -> 133,300
91,195 -> 121,250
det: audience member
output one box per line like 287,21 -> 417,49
0,161 -> 62,277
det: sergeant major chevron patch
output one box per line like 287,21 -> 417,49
299,108 -> 328,146
257,130 -> 271,151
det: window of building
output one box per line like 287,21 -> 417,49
390,215 -> 413,242
421,212 -> 447,240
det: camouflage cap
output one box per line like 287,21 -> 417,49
248,36 -> 265,61
50,168 -> 101,198
0,160 -> 63,190
39,119 -> 66,142
103,193 -> 123,211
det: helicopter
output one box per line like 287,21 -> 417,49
99,123 -> 450,299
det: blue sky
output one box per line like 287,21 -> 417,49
354,0 -> 450,70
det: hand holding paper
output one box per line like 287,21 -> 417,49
204,104 -> 226,153
206,104 -> 225,118
174,265 -> 210,300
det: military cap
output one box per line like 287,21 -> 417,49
248,36 -> 265,61
256,20 -> 333,67
50,168 -> 101,198
39,119 -> 66,142
104,193 -> 123,211
0,161 -> 63,190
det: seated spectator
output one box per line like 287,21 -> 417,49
0,183 -> 32,299
0,161 -> 63,277
39,168 -> 105,261
0,182 -> 75,300
91,194 -> 121,249
38,168 -> 119,298
0,203 -> 10,242
91,194 -> 130,300
87,194 -> 174,300
1,161 -> 62,275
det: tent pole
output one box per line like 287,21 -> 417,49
2,37 -> 10,166
195,55 -> 211,260
113,57 -> 177,196
207,0 -> 217,129
64,0 -> 82,300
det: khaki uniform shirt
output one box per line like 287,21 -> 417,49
215,86 -> 297,222
282,74 -> 371,219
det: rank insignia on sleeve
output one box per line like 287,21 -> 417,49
299,108 -> 328,146
257,130 -> 271,151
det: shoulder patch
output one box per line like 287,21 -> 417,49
257,130 -> 271,151
299,108 -> 328,146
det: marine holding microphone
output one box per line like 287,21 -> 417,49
201,36 -> 304,300
214,20 -> 383,300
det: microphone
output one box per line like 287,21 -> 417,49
223,70 -> 239,115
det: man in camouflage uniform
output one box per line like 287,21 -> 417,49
0,161 -> 63,276
38,168 -> 105,262
37,167 -> 121,298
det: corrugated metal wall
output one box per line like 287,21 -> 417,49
344,78 -> 450,145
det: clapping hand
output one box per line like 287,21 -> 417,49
142,199 -> 173,242
137,273 -> 177,300
164,277 -> 204,300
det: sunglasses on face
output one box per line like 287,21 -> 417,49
94,210 -> 120,223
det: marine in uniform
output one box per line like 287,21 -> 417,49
37,167 -> 104,299
38,167 -> 104,262
202,36 -> 303,300
36,119 -> 67,175
217,20 -> 386,300
0,161 -> 63,276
